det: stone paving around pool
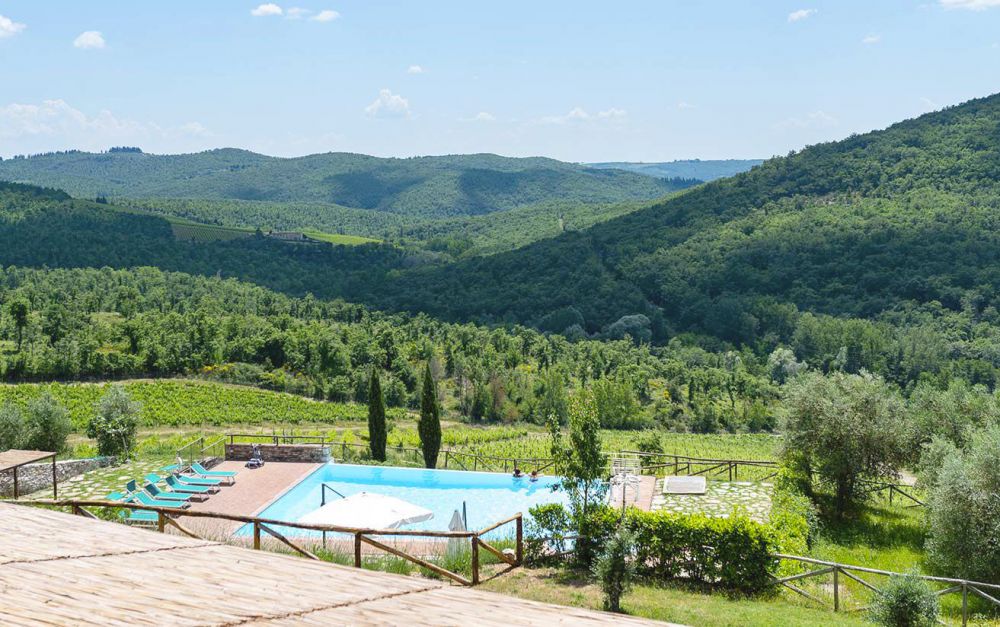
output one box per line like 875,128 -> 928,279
650,478 -> 773,522
24,457 -> 173,501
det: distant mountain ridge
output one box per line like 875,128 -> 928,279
0,149 -> 692,219
587,159 -> 763,181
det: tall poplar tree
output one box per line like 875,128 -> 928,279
418,362 -> 441,468
367,368 -> 387,462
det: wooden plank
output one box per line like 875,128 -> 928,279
259,523 -> 320,560
477,537 -> 516,566
358,534 -> 472,586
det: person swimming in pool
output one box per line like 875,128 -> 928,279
529,470 -> 540,482
512,466 -> 524,478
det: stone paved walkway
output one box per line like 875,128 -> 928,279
24,458 -> 173,501
650,479 -> 773,522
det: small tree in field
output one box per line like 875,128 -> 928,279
592,527 -> 637,613
367,368 -> 387,462
418,362 -> 441,468
7,298 -> 29,351
25,393 -> 72,454
925,424 -> 1000,583
550,389 -> 608,565
781,371 -> 909,515
86,385 -> 141,460
0,402 -> 26,451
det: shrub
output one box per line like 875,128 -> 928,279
868,573 -> 939,627
769,469 -> 818,557
24,393 -> 71,453
86,385 -> 141,460
525,503 -> 780,593
524,503 -> 573,565
624,509 -> 778,593
592,527 -> 637,613
0,402 -> 26,450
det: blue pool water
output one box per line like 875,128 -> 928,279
237,463 -> 569,537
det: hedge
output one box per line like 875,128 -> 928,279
527,503 -> 782,593
624,509 -> 777,592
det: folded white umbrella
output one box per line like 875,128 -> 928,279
298,491 -> 433,529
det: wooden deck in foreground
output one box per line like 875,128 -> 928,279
0,503 -> 669,626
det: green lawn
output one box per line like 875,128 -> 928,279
482,568 -> 867,627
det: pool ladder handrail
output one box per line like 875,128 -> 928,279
320,483 -> 346,506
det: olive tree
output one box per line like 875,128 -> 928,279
925,424 -> 1000,583
781,371 -> 909,515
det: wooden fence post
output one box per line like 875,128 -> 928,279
833,566 -> 839,612
444,450 -> 449,469
471,535 -> 480,585
515,515 -> 523,565
962,583 -> 968,627
354,533 -> 362,568
253,521 -> 261,550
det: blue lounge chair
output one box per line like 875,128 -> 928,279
121,508 -> 160,526
175,473 -> 223,487
132,490 -> 190,509
191,462 -> 237,483
143,482 -> 193,502
162,474 -> 217,495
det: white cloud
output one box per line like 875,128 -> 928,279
364,89 -> 410,119
311,9 -> 340,22
286,7 -> 310,19
939,0 -> 1000,9
0,14 -> 26,39
407,65 -> 424,74
862,34 -> 881,44
540,107 -> 627,125
776,110 -> 837,130
251,3 -> 283,17
73,31 -> 106,49
787,9 -> 817,22
677,101 -> 695,110
472,112 -> 495,122
0,99 -> 210,154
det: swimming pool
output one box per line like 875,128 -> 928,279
237,463 -> 569,537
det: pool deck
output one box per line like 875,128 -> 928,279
0,502 -> 673,626
178,460 -> 320,536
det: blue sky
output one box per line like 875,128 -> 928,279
1,1 -> 999,161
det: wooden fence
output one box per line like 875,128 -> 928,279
774,554 -> 1000,626
17,499 -> 522,587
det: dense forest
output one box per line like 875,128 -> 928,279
0,149 -> 691,219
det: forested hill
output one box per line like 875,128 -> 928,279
0,149 -> 691,219
3,93 -> 1000,358
587,159 -> 763,182
366,92 -> 1000,342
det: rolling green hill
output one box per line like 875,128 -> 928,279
0,149 -> 691,219
3,93 -> 1000,359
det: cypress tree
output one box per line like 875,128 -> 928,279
418,362 -> 441,468
367,368 -> 386,461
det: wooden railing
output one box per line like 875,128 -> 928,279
14,499 -> 522,587
774,554 -> 1000,626
227,433 -> 329,446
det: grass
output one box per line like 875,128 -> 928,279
302,230 -> 379,245
482,567 -> 867,627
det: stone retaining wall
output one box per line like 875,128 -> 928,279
0,456 -> 116,497
225,443 -> 330,463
